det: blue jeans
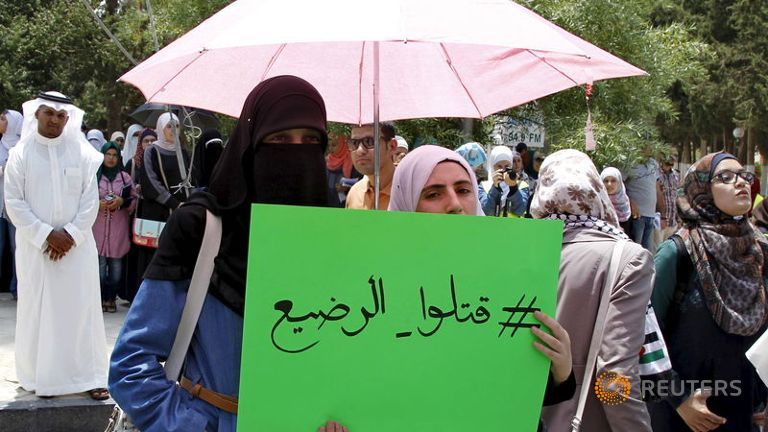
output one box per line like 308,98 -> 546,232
631,216 -> 655,251
99,256 -> 124,302
0,218 -> 17,297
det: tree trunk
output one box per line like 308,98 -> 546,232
461,118 -> 473,141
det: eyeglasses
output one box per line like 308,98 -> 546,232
347,136 -> 377,151
712,170 -> 755,185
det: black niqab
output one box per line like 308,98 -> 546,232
145,76 -> 329,315
192,129 -> 224,188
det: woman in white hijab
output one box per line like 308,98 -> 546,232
140,112 -> 190,220
87,129 -> 106,151
121,124 -> 143,166
0,109 -> 23,299
481,145 -> 530,217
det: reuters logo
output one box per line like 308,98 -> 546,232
594,371 -> 631,405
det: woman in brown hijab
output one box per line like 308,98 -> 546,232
651,152 -> 767,432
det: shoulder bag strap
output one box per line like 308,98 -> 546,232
570,240 -> 627,432
164,209 -> 223,381
154,147 -> 171,192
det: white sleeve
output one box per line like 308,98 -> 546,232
63,156 -> 100,247
4,148 -> 54,250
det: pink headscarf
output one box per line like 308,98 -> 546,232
388,145 -> 484,215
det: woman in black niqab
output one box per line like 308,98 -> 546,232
110,76 -> 337,432
144,75 -> 329,316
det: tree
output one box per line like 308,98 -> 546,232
0,0 -> 232,133
508,0 -> 711,171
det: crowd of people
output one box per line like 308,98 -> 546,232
0,78 -> 766,432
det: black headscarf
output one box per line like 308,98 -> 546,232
192,129 -> 224,188
145,76 -> 329,315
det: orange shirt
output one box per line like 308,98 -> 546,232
345,175 -> 391,210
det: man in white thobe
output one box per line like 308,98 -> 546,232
4,91 -> 107,398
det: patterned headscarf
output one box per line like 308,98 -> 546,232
676,152 -> 767,336
134,128 -> 157,169
455,142 -> 487,169
530,149 -> 627,239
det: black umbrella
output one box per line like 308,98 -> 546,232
129,103 -> 221,131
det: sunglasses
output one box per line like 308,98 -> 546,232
712,170 -> 755,185
347,136 -> 377,151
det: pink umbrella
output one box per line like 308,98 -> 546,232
120,0 -> 646,208
120,0 -> 646,124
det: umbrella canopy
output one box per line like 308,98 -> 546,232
129,103 -> 221,130
119,0 -> 646,124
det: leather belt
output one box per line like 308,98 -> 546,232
180,376 -> 238,415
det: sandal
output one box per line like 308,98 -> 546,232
88,388 -> 110,401
106,301 -> 117,313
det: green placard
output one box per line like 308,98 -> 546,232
238,205 -> 563,432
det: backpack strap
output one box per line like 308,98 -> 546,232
669,234 -> 693,305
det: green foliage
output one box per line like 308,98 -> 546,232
510,0 -> 710,169
0,0 -> 233,132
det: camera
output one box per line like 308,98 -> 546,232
503,167 -> 519,181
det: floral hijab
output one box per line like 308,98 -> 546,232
530,149 -> 627,239
676,152 -> 767,336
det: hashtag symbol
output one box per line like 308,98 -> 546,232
498,295 -> 539,338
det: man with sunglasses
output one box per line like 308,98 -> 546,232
345,122 -> 397,210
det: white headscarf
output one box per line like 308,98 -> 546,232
1,110 -> 23,151
154,112 -> 180,152
86,129 -> 106,150
489,145 -> 516,205
489,145 -> 514,169
122,124 -> 142,165
388,145 -> 484,216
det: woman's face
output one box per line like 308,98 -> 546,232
711,159 -> 753,217
512,155 -> 523,173
0,113 -> 7,135
103,148 -> 119,168
603,176 -> 619,195
141,135 -> 156,149
416,161 -> 477,215
163,122 -> 176,142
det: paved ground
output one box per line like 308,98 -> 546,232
0,292 -> 128,431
